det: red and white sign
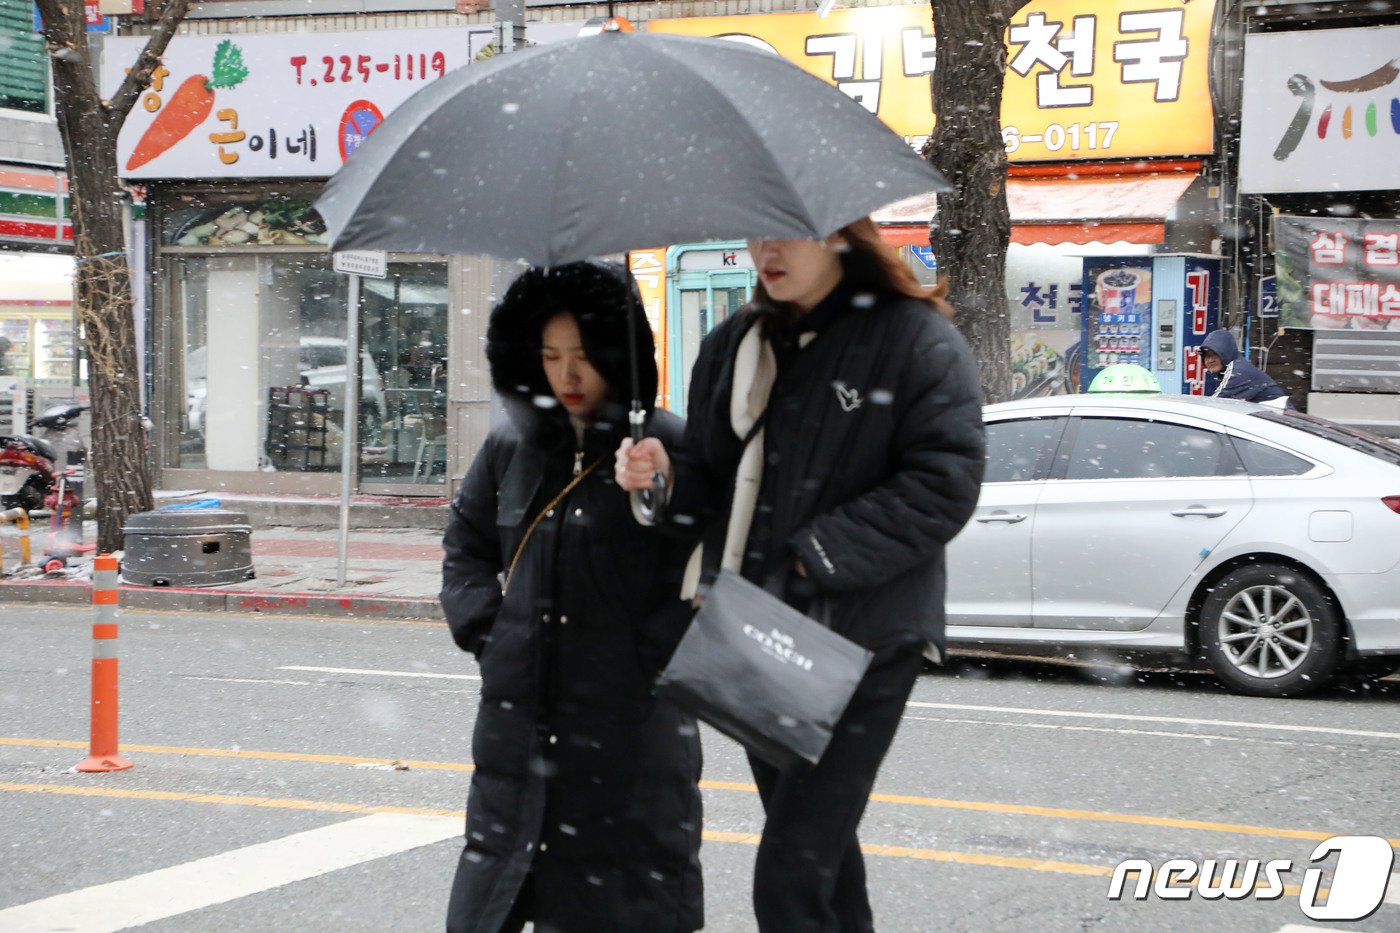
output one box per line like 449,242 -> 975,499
100,28 -> 492,179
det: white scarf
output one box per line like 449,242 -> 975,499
680,322 -> 813,599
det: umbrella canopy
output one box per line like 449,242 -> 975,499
315,29 -> 950,267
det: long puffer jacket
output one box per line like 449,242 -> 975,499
441,261 -> 702,933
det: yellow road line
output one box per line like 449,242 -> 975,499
0,781 -> 461,817
5,736 -> 1397,849
0,780 -> 1324,898
0,781 -> 1126,881
0,737 -> 474,773
863,792 -> 1400,846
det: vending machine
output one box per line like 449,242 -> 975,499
1080,254 -> 1222,396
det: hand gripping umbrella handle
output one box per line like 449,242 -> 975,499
630,477 -> 667,527
628,407 -> 665,526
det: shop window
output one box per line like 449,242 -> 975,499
0,254 -> 75,381
359,265 -> 449,487
168,245 -> 449,485
1,0 -> 50,116
173,254 -> 352,472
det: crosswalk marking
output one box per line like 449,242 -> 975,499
0,812 -> 461,933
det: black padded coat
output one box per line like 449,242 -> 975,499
441,263 -> 702,933
670,282 -> 986,655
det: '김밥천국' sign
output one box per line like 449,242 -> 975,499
650,0 -> 1216,162
1273,216 -> 1400,331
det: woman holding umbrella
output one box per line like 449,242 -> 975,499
616,218 -> 985,932
441,261 -> 702,933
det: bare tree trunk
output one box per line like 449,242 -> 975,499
36,0 -> 192,551
922,0 -> 1027,404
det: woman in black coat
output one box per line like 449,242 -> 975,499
441,261 -> 702,933
617,219 -> 985,932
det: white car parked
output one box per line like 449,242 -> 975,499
186,337 -> 386,439
946,395 -> 1400,697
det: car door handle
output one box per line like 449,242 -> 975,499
1171,506 -> 1227,518
976,512 -> 1028,524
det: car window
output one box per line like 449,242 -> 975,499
1231,436 -> 1314,477
984,417 -> 1065,483
1249,408 -> 1400,468
1063,418 -> 1236,480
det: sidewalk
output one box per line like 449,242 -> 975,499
0,498 -> 450,621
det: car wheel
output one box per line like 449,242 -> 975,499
1199,564 -> 1342,698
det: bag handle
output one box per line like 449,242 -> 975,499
503,457 -> 603,594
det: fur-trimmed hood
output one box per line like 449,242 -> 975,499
486,261 -> 658,439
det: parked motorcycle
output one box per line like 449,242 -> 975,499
0,403 -> 86,518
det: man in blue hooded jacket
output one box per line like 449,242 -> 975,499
1200,329 -> 1289,405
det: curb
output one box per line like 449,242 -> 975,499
194,497 -> 451,531
0,581 -> 443,621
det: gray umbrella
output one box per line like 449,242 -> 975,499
315,28 -> 950,266
315,27 -> 950,521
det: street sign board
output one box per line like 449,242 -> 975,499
909,245 -> 937,271
333,251 -> 387,279
1257,275 -> 1277,319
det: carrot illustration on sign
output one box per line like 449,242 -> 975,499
126,40 -> 249,171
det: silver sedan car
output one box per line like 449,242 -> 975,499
945,395 -> 1400,697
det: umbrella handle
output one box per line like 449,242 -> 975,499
625,406 -> 665,525
629,476 -> 666,527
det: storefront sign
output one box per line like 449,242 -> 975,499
0,168 -> 71,246
334,250 -> 387,279
908,245 -> 937,271
1258,275 -> 1278,319
649,0 -> 1215,162
1004,244 -> 1086,398
1273,216 -> 1400,331
165,197 -> 327,248
84,4 -> 110,33
1241,27 -> 1400,194
99,28 -> 493,179
628,248 -> 668,405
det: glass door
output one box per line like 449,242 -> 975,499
358,261 -> 449,492
668,268 -> 754,412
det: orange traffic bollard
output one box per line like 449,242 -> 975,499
76,554 -> 133,773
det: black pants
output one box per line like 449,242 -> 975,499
747,644 -> 923,933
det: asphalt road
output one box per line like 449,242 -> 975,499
2,604 -> 1398,932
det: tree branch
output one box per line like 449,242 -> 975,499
108,0 -> 195,119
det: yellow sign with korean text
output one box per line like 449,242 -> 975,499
628,248 -> 670,406
648,0 -> 1215,162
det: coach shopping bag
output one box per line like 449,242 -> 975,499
656,570 -> 874,770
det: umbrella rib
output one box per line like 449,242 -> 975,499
679,51 -> 822,237
543,46 -> 593,268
